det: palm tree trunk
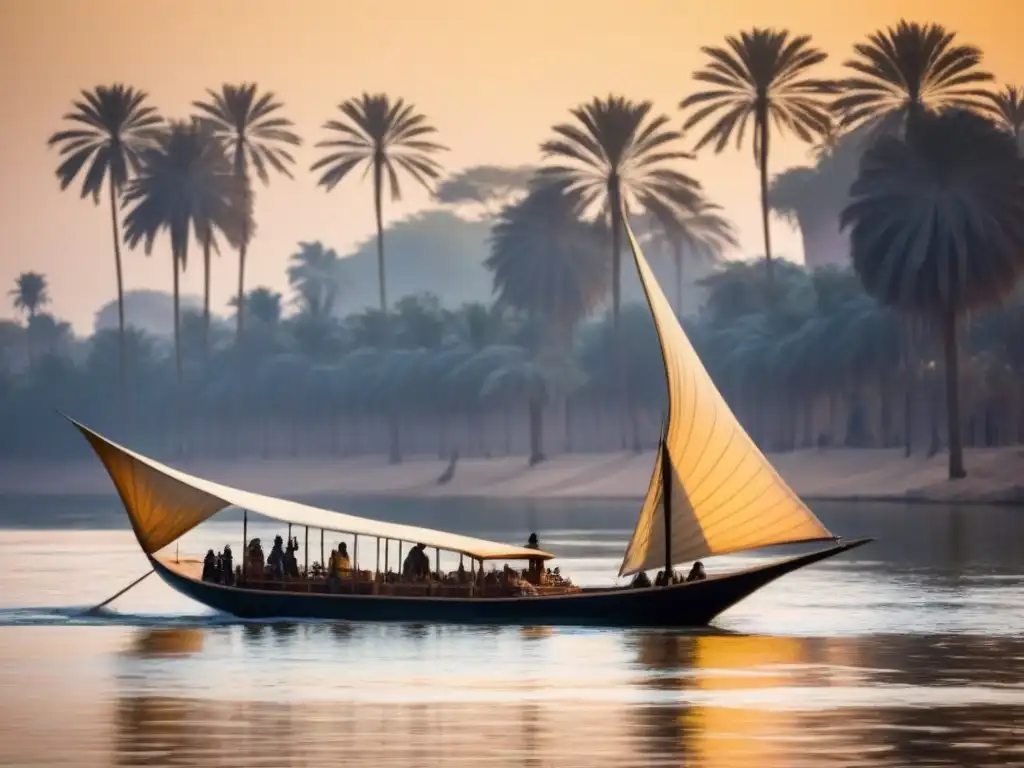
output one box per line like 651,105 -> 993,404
758,109 -> 774,280
373,156 -> 388,317
173,252 -> 182,385
108,182 -> 126,398
528,396 -> 544,465
203,231 -> 212,360
236,237 -> 248,343
673,239 -> 684,316
374,155 -> 401,465
941,309 -> 966,479
25,309 -> 35,368
608,181 -> 638,451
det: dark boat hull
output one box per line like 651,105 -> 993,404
151,539 -> 870,627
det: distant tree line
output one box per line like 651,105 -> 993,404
6,19 -> 1024,479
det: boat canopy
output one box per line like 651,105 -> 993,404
617,221 -> 835,577
69,418 -> 555,563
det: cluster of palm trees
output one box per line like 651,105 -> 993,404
7,262 -> 1024,465
37,19 -> 1024,479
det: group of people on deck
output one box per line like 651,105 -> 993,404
630,561 -> 706,588
245,535 -> 301,579
201,545 -> 234,585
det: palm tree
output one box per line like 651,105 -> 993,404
311,92 -> 446,463
193,84 -> 300,344
10,272 -> 49,366
646,197 -> 737,314
312,93 -> 446,316
9,272 -> 49,320
540,96 -> 698,323
47,84 -> 162,388
487,179 -> 608,346
286,241 -> 348,319
833,20 -> 994,134
987,85 -> 1024,148
540,95 -> 698,449
230,287 -> 283,327
680,29 -> 834,276
841,109 -> 1024,479
122,121 -> 246,384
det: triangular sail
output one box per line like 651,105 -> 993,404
618,222 -> 834,577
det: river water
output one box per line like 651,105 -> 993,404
0,496 -> 1021,767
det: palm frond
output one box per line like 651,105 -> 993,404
833,20 -> 994,133
48,84 -> 163,202
311,92 -> 447,201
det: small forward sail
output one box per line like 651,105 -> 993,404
69,418 -> 554,562
618,222 -> 834,577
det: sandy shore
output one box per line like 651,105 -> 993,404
2,446 -> 1024,505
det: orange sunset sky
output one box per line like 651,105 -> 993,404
0,0 -> 1020,333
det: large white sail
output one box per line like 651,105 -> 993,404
618,221 -> 834,577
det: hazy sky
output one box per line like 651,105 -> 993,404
0,0 -> 1019,333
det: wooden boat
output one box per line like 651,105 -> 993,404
69,218 -> 869,627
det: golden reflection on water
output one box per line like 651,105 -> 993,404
0,625 -> 1019,767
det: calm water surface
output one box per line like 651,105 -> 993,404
0,496 -> 1022,767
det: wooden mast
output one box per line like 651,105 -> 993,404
661,430 -> 672,581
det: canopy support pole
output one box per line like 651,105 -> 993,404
435,548 -> 440,579
661,433 -> 672,584
375,537 -> 380,581
384,538 -> 390,576
242,509 -> 248,586
320,529 -> 324,571
398,542 -> 403,577
304,526 -> 309,579
354,535 -> 359,575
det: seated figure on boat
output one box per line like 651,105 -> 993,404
630,571 -> 652,588
247,538 -> 265,575
686,562 -> 706,582
524,533 -> 545,585
329,542 -> 352,582
221,545 -> 234,586
285,536 -> 299,577
402,543 -> 430,582
202,549 -> 218,582
268,535 -> 286,579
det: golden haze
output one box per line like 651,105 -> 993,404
0,0 -> 1019,332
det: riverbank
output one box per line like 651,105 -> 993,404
3,445 -> 1024,505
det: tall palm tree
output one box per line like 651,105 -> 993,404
540,95 -> 699,449
122,121 -> 246,384
47,84 -> 162,388
833,20 -> 994,134
680,29 -> 834,276
540,95 -> 698,323
193,84 -> 300,343
841,109 -> 1024,479
312,93 -> 446,316
987,85 -> 1024,148
646,197 -> 737,314
311,92 -> 446,463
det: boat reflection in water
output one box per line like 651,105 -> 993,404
124,628 -> 205,658
99,625 -> 1024,767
